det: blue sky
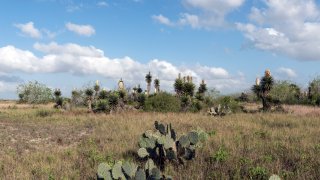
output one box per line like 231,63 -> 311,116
1,0 -> 320,99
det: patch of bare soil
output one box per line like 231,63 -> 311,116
0,120 -> 93,155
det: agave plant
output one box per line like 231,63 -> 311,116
145,72 -> 152,96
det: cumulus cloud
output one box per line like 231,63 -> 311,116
0,42 -> 246,92
14,22 -> 42,39
237,0 -> 320,61
152,14 -> 173,26
153,0 -> 245,29
66,22 -> 95,36
277,67 -> 297,78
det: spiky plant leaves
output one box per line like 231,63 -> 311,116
139,137 -> 156,149
269,174 -> 281,180
122,161 -> 138,178
97,163 -> 112,180
187,131 -> 199,145
174,78 -> 184,95
138,148 -> 149,158
135,168 -> 146,180
145,159 -> 156,174
178,135 -> 190,148
112,161 -> 126,180
85,88 -> 94,97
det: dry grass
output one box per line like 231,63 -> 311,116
0,102 -> 320,179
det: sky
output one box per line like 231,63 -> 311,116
1,0 -> 320,99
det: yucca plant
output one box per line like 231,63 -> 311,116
145,72 -> 152,96
94,80 -> 100,100
183,82 -> 195,97
53,89 -> 63,109
85,88 -> 94,111
154,79 -> 160,94
174,78 -> 184,97
252,69 -> 274,111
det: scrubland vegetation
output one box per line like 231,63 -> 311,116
1,70 -> 320,179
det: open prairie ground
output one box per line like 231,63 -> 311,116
0,101 -> 320,179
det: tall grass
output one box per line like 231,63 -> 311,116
0,105 -> 320,179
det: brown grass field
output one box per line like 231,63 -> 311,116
0,101 -> 320,179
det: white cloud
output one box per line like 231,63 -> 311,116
66,22 -> 95,36
0,81 -> 17,93
152,14 -> 173,26
14,22 -> 42,39
154,0 -> 245,29
237,0 -> 320,61
277,67 -> 297,78
0,42 -> 246,93
97,1 -> 108,7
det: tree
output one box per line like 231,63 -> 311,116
270,81 -> 301,104
198,80 -> 207,95
308,76 -> 320,106
252,69 -> 274,111
145,71 -> 152,96
183,82 -> 195,97
17,81 -> 53,104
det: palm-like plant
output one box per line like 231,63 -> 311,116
145,72 -> 152,96
154,79 -> 160,94
198,80 -> 207,95
85,88 -> 94,111
174,78 -> 184,96
94,80 -> 100,100
252,70 -> 274,111
183,82 -> 195,97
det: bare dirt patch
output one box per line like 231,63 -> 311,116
0,119 -> 93,155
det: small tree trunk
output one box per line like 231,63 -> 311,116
87,98 -> 92,112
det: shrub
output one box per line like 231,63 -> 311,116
216,96 -> 241,113
144,93 -> 181,112
36,109 -> 53,117
249,166 -> 268,180
94,99 -> 110,113
17,81 -> 53,104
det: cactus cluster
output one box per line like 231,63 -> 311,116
138,121 -> 208,170
97,160 -> 172,180
97,121 -> 209,179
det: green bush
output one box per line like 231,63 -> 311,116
249,166 -> 268,180
144,92 -> 181,112
216,96 -> 241,113
17,81 -> 53,104
94,99 -> 110,113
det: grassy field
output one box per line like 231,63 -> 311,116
0,101 -> 320,179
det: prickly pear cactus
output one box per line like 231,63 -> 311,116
137,121 -> 208,171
